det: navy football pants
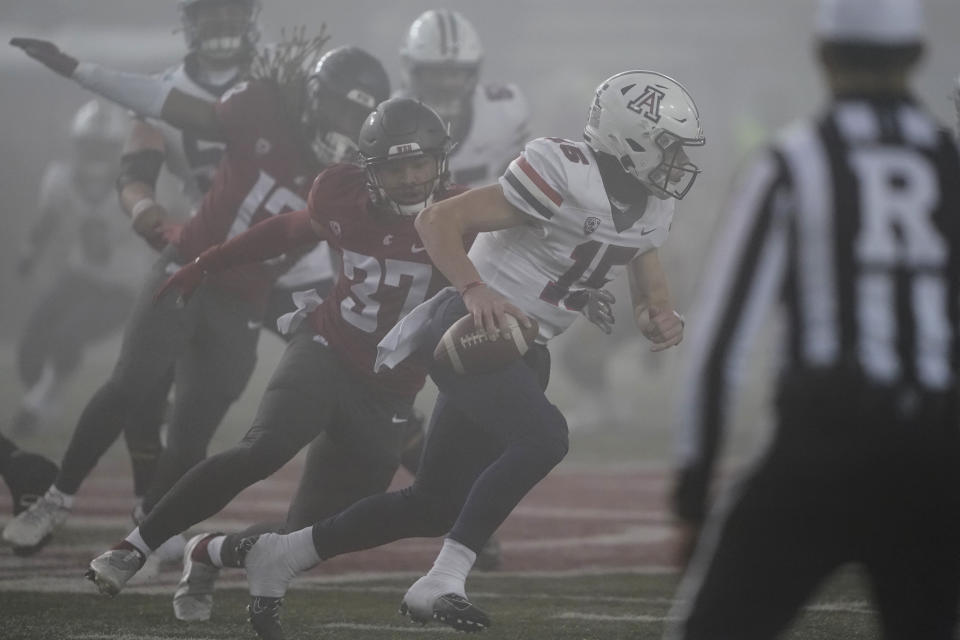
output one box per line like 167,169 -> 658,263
311,294 -> 568,557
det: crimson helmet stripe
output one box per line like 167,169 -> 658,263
517,155 -> 563,206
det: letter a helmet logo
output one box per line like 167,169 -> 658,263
627,85 -> 666,124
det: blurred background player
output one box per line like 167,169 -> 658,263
396,8 -> 531,570
12,100 -> 148,434
398,9 -> 529,189
666,0 -> 960,638
4,28 -> 342,556
4,0 -> 262,563
115,0 -> 261,566
0,433 -> 58,541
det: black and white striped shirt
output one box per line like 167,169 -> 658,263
674,94 -> 960,521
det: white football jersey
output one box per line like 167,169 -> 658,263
152,61 -> 233,205
472,137 -> 675,342
396,83 -> 530,188
37,161 -> 152,289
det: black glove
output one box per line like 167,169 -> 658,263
10,38 -> 78,77
564,287 -> 615,334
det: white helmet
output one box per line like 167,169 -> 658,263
400,9 -> 483,122
69,100 -> 127,199
584,70 -> 704,200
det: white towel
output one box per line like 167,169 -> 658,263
375,286 -> 458,372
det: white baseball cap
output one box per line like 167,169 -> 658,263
816,0 -> 924,45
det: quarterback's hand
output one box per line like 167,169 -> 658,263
10,38 -> 78,77
462,282 -> 533,341
564,287 -> 615,334
637,306 -> 684,351
154,259 -> 206,305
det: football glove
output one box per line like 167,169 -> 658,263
10,38 -> 78,77
154,253 -> 213,305
564,287 -> 615,334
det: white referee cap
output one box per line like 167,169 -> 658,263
816,0 -> 924,45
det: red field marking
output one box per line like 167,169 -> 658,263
0,458 -> 676,584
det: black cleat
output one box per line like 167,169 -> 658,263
400,592 -> 491,632
248,595 -> 284,640
432,593 -> 491,632
4,450 -> 58,516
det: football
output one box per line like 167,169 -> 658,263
434,313 -> 540,374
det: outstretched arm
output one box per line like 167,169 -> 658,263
156,209 -> 324,302
11,38 -> 223,140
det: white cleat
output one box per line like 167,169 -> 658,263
2,492 -> 71,549
173,534 -> 220,621
128,533 -> 187,585
400,575 -> 491,632
85,546 -> 146,596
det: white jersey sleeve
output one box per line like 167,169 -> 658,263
499,137 -> 569,221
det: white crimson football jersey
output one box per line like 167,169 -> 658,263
37,161 -> 152,290
151,62 -> 231,204
473,137 -> 675,342
395,83 -> 530,188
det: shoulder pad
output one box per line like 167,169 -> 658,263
499,137 -> 572,220
307,163 -> 366,218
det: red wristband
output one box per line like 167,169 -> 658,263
459,280 -> 486,295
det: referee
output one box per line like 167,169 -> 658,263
666,0 -> 960,638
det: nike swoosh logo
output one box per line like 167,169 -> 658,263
411,245 -> 427,254
640,228 -> 656,236
391,415 -> 408,424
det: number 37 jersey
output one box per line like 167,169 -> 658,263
473,137 -> 676,342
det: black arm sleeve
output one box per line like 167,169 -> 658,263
116,148 -> 165,194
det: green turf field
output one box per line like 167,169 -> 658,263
0,568 -> 881,639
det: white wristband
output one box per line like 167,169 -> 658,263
131,198 -> 156,222
673,310 -> 686,327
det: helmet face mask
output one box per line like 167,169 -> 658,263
584,70 -> 705,201
180,0 -> 259,64
400,10 -> 483,124
358,98 -> 451,216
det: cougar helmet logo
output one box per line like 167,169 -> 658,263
627,85 -> 665,124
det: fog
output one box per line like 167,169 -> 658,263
2,1 -> 959,452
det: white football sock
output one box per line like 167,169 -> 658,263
425,537 -> 476,590
206,535 -> 226,568
287,527 -> 321,572
124,527 -> 151,557
45,485 -> 74,510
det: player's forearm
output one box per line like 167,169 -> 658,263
629,250 -> 673,318
72,63 -> 171,120
415,202 -> 482,291
199,209 -> 317,273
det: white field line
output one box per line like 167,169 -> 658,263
554,600 -> 878,624
324,623 -> 455,633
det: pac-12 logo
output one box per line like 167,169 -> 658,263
583,216 -> 601,235
627,85 -> 665,124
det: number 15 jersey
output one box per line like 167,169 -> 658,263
473,137 -> 676,342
